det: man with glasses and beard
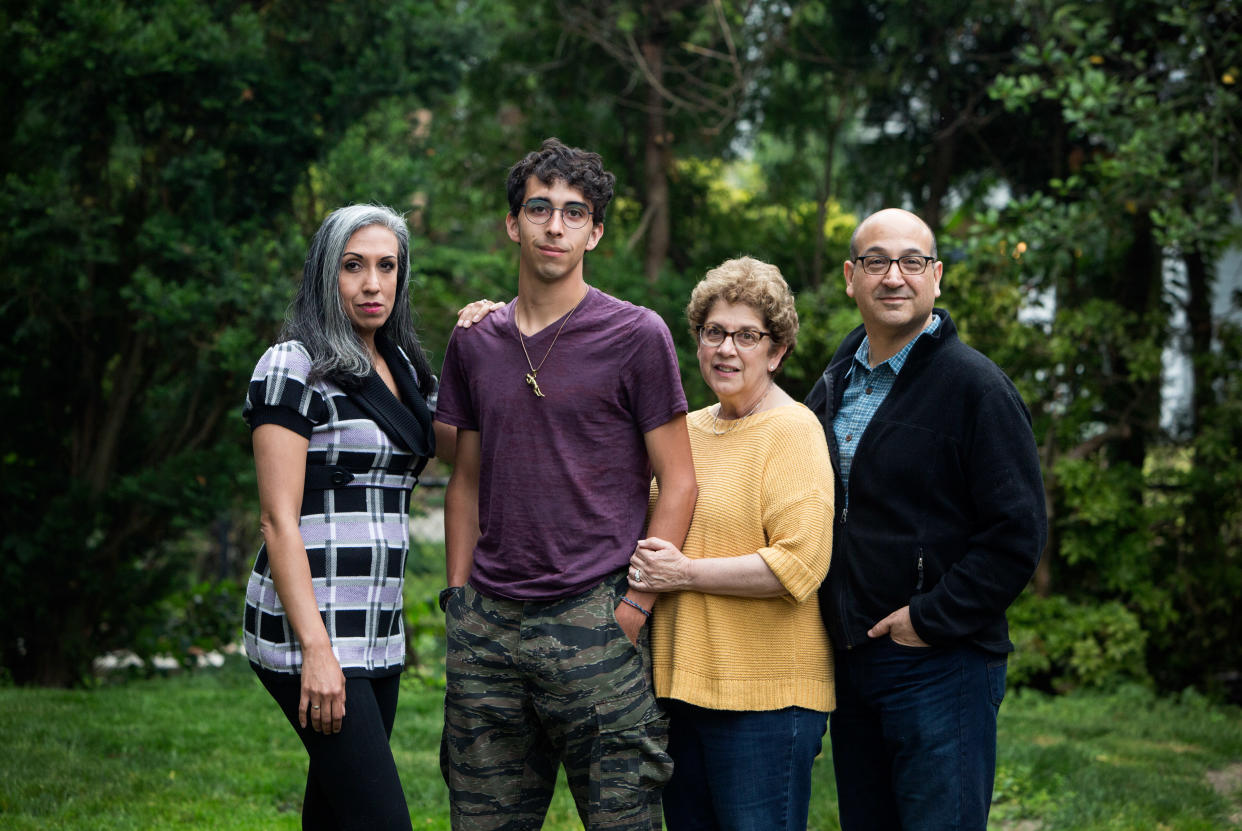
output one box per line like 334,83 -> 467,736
805,208 -> 1046,831
434,138 -> 697,830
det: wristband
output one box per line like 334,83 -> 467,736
618,596 -> 652,618
439,585 -> 463,612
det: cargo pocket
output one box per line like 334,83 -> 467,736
588,687 -> 672,827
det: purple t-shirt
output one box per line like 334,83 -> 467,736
436,287 -> 688,601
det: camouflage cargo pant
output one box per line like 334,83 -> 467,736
440,571 -> 672,830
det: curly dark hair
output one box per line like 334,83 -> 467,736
506,138 -> 616,225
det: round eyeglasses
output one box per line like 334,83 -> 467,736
521,198 -> 593,229
854,254 -> 936,276
697,325 -> 771,351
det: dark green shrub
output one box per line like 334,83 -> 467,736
1008,592 -> 1149,692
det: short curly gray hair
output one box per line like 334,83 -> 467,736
686,257 -> 798,370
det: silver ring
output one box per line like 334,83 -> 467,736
311,704 -> 321,710
632,569 -> 643,582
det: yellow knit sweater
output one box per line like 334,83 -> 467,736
650,402 -> 835,712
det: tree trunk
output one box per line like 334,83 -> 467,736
923,114 -> 956,232
1183,248 -> 1220,561
811,178 -> 827,287
1184,249 -> 1213,435
1108,213 -> 1162,471
809,116 -> 839,285
1034,421 -> 1057,597
642,35 -> 670,284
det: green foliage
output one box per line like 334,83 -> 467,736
784,281 -> 868,401
0,0 -> 479,686
1054,458 -> 1156,583
978,0 -> 1242,697
1008,592 -> 1150,692
1141,321 -> 1242,694
131,580 -> 245,673
401,571 -> 448,690
2,0 -> 1240,702
669,157 -> 855,287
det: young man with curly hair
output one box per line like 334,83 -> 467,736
435,138 -> 698,830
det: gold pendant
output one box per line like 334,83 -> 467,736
525,371 -> 545,398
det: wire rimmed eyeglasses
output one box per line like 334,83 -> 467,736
521,199 -> 593,229
697,325 -> 771,351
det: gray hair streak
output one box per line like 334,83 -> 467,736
280,204 -> 434,395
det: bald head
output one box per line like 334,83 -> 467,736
843,208 -> 944,362
850,209 -> 937,260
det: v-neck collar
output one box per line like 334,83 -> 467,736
343,334 -> 434,458
510,286 -> 593,341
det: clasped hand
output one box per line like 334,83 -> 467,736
629,536 -> 693,592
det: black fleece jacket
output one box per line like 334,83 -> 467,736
804,309 -> 1046,655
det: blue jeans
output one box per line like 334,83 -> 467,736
661,700 -> 828,831
830,638 -> 1007,831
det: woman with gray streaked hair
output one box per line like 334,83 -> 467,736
241,205 -> 437,829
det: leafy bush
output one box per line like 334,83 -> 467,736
1008,591 -> 1149,692
0,0 -> 479,686
130,579 -> 245,674
402,570 -> 448,689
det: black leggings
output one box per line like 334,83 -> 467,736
256,667 -> 412,831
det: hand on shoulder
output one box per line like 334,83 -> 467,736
455,299 -> 507,329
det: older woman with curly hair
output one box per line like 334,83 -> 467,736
629,256 -> 835,831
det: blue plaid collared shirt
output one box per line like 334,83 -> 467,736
833,314 -> 942,499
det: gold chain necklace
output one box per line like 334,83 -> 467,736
712,383 -> 772,436
517,289 -> 588,398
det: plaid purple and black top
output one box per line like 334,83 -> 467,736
241,338 -> 433,677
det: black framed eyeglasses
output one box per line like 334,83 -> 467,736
521,198 -> 593,229
854,254 -> 936,276
697,325 -> 771,351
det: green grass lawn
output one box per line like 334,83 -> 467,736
2,654 -> 1240,830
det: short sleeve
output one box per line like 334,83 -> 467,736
434,328 -> 476,430
242,342 -> 327,438
621,309 -> 688,434
756,409 -> 835,603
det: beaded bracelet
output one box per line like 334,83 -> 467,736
619,596 -> 652,618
